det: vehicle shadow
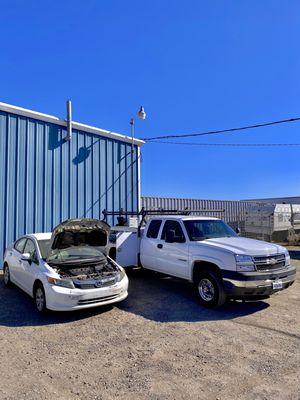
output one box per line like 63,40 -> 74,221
288,250 -> 300,260
0,269 -> 269,327
0,276 -> 113,327
117,268 -> 269,322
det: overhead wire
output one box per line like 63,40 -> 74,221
147,141 -> 300,147
142,116 -> 300,141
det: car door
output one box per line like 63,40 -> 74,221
157,220 -> 190,279
20,238 -> 39,294
140,219 -> 164,271
8,237 -> 27,285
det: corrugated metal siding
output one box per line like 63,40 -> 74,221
141,196 -> 252,225
0,110 -> 139,264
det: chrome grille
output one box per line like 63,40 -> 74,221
253,254 -> 286,271
73,275 -> 118,289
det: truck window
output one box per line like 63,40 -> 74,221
147,220 -> 162,239
161,220 -> 185,242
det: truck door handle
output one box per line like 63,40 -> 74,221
157,244 -> 163,249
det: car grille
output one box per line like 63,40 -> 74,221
78,293 -> 120,305
73,276 -> 118,289
253,254 -> 286,271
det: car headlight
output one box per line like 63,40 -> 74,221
284,250 -> 290,266
47,276 -> 75,289
117,267 -> 126,282
235,254 -> 255,272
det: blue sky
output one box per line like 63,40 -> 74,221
0,0 -> 299,200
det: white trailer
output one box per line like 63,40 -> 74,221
244,203 -> 300,242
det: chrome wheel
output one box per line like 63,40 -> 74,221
198,278 -> 215,302
35,287 -> 45,312
3,265 -> 10,286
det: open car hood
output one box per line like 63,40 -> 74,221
46,218 -> 110,262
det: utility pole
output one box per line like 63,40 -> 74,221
130,106 -> 146,213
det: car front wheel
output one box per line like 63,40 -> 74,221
34,283 -> 47,313
3,263 -> 11,287
195,271 -> 227,308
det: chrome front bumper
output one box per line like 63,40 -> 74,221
222,265 -> 296,298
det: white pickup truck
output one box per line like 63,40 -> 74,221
109,215 -> 296,307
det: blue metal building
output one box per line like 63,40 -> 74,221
0,102 -> 144,264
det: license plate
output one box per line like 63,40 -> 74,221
272,280 -> 283,290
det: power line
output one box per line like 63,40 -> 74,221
148,140 -> 300,147
143,116 -> 300,141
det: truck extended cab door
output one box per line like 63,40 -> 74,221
140,219 -> 164,271
156,220 -> 190,279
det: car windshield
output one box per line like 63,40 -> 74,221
37,239 -> 51,259
47,246 -> 105,263
184,220 -> 237,241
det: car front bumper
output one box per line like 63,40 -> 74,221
44,275 -> 129,311
222,265 -> 296,298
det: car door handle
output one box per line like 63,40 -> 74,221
157,244 -> 163,249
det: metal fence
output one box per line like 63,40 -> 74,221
141,196 -> 252,228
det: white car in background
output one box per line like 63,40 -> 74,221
3,219 -> 128,312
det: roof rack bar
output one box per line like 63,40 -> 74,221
102,208 -> 224,218
102,207 -> 225,237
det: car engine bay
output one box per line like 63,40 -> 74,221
50,259 -> 121,288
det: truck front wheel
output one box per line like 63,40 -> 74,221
195,271 -> 227,308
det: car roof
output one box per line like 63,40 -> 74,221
149,215 -> 220,221
26,232 -> 52,240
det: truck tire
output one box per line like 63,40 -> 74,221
195,271 -> 227,308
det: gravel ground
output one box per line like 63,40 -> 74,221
0,252 -> 299,400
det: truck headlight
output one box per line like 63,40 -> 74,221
284,250 -> 290,266
235,254 -> 255,272
47,276 -> 75,289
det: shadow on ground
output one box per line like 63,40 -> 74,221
288,250 -> 300,260
0,277 -> 113,328
118,268 -> 269,322
0,269 -> 269,327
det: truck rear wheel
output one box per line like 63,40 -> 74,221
195,271 -> 227,308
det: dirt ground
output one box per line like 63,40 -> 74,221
0,250 -> 299,400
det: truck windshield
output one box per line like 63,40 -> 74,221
183,220 -> 237,241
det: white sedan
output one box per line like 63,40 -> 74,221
3,219 -> 129,312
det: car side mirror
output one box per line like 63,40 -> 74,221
235,227 -> 241,235
21,252 -> 32,263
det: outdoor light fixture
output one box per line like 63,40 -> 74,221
130,106 -> 147,145
137,106 -> 146,120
